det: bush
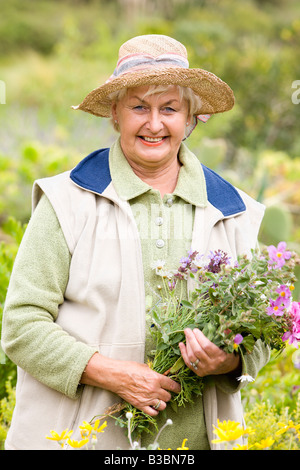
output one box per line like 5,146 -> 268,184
0,218 -> 27,398
0,378 -> 16,450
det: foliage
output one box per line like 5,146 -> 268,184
0,377 -> 16,450
244,400 -> 300,450
212,409 -> 300,450
239,345 -> 300,450
242,346 -> 300,414
108,244 -> 299,438
0,218 -> 27,398
1,0 -> 300,156
0,142 -> 81,224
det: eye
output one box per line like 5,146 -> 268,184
162,106 -> 176,113
133,105 -> 147,112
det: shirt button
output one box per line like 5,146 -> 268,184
155,216 -> 164,226
165,197 -> 174,207
156,239 -> 165,248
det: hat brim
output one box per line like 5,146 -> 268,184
72,66 -> 234,118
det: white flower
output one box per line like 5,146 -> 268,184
151,260 -> 174,279
151,259 -> 166,271
237,374 -> 255,383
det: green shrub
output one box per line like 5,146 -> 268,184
0,377 -> 16,450
244,398 -> 300,450
0,218 -> 27,398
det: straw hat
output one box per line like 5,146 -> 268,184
72,34 -> 234,124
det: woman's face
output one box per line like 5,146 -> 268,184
111,85 -> 190,170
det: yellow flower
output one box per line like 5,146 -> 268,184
147,359 -> 154,369
212,419 -> 255,444
79,419 -> 107,438
177,438 -> 189,450
67,437 -> 89,448
254,437 -> 275,449
232,443 -> 252,450
276,420 -> 300,436
46,428 -> 73,448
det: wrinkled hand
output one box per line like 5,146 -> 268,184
110,361 -> 181,416
179,328 -> 241,377
81,353 -> 181,417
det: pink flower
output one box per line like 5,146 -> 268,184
290,301 -> 300,318
267,298 -> 285,316
282,302 -> 300,348
267,242 -> 291,268
276,285 -> 292,307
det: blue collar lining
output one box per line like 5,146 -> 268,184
70,147 -> 246,217
201,165 -> 246,216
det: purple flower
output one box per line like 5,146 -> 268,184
206,250 -> 231,273
168,279 -> 176,291
234,334 -> 243,345
267,242 -> 291,268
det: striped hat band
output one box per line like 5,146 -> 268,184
110,52 -> 189,80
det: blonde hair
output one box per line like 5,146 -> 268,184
109,84 -> 202,132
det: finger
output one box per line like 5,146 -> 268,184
193,328 -> 220,359
142,399 -> 167,417
179,341 -> 195,370
160,375 -> 181,394
179,341 -> 189,366
179,341 -> 203,376
152,399 -> 167,411
143,405 -> 160,417
184,328 -> 206,361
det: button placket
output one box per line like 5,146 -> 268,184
155,216 -> 164,226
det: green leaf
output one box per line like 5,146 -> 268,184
169,333 -> 184,345
181,300 -> 194,309
241,335 -> 256,353
170,357 -> 185,373
156,342 -> 169,351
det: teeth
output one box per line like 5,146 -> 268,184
142,137 -> 164,142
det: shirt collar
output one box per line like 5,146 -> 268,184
109,138 -> 208,207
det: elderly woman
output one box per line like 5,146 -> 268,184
1,35 -> 269,450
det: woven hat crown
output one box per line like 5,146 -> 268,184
118,35 -> 188,60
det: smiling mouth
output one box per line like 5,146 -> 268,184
138,136 -> 167,146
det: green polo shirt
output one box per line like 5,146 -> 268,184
110,140 -> 210,449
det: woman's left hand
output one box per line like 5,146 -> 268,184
179,328 -> 241,377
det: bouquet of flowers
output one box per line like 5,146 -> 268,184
108,242 -> 300,438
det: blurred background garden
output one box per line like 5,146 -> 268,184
0,0 -> 300,449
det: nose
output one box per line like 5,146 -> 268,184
146,109 -> 164,134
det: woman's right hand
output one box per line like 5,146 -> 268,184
80,353 -> 181,416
